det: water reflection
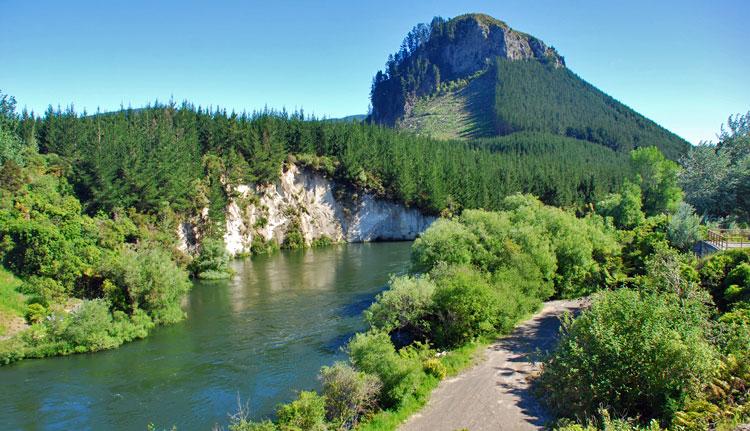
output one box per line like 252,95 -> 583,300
0,242 -> 412,431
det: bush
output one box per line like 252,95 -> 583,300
275,390 -> 327,431
100,246 -> 191,324
667,202 -> 703,252
699,249 -> 750,310
422,358 -> 447,380
347,331 -> 427,408
24,303 -> 46,324
319,362 -> 381,429
58,299 -> 120,352
229,419 -> 278,431
190,237 -> 231,279
431,266 -> 500,347
20,276 -> 65,305
411,219 -> 477,271
365,275 -> 435,340
538,289 -> 718,423
596,181 -> 646,230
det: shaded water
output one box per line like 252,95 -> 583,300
0,242 -> 413,431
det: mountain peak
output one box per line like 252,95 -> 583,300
370,14 -> 564,126
369,13 -> 689,159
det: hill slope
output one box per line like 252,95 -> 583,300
370,13 -> 690,159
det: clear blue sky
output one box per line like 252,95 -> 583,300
1,0 -> 747,144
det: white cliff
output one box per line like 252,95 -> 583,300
183,164 -> 434,256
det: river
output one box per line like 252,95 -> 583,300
0,242 -> 413,431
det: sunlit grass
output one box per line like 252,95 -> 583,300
0,267 -> 25,336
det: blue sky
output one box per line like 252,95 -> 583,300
1,0 -> 747,144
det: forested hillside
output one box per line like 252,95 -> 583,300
19,102 -> 629,218
370,13 -> 690,160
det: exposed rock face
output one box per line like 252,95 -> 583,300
439,14 -> 563,78
182,164 -> 435,256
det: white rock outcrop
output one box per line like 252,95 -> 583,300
211,164 -> 434,256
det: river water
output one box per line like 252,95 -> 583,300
0,242 -> 413,431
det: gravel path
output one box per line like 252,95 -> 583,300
399,299 -> 584,431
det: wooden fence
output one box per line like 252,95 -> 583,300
706,229 -> 750,251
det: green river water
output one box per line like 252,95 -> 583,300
0,242 -> 413,431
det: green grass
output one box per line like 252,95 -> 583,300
356,338 -> 490,431
0,267 -> 25,336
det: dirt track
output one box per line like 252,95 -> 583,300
399,299 -> 583,431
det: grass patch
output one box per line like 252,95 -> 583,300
0,267 -> 25,336
356,338 -> 489,431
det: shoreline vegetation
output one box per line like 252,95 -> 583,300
0,100 -> 748,429
222,135 -> 749,430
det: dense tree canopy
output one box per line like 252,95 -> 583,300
16,104 -> 631,218
680,112 -> 750,222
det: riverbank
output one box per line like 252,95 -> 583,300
0,242 -> 413,430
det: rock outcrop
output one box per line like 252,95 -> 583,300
437,14 -> 564,79
180,164 -> 435,256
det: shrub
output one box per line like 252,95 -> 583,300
422,358 -> 447,380
100,246 -> 191,324
347,331 -> 426,408
431,266 -> 500,347
667,202 -> 703,252
364,275 -> 435,340
319,362 -> 381,429
190,237 -> 231,279
725,262 -> 750,305
275,390 -> 327,431
538,289 -> 718,423
229,419 -> 278,431
596,181 -> 646,230
24,303 -> 46,324
59,299 -> 120,352
699,249 -> 750,310
411,219 -> 477,271
20,276 -> 65,305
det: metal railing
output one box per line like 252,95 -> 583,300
706,229 -> 750,250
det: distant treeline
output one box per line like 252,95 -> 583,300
16,104 -> 630,218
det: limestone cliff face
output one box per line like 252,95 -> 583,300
180,164 -> 435,256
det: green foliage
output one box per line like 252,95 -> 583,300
411,219 -> 476,270
190,237 -> 231,279
365,275 -> 435,340
275,390 -> 327,431
680,112 -> 750,221
491,59 -> 688,160
229,419 -> 279,431
347,331 -> 428,408
0,91 -> 27,165
667,202 -> 703,251
421,358 -> 447,380
538,289 -> 718,423
630,147 -> 683,216
699,249 -> 750,310
281,218 -> 306,249
319,362 -> 382,429
431,266 -> 501,346
100,246 -> 191,324
24,303 -> 46,324
597,181 -> 645,230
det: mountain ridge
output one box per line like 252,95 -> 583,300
369,13 -> 690,160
